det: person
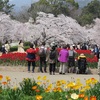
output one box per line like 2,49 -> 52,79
1,44 -> 6,54
26,44 -> 36,73
47,46 -> 57,75
77,53 -> 87,74
58,44 -> 69,74
4,40 -> 10,53
68,46 -> 77,73
39,42 -> 47,73
81,43 -> 87,50
77,43 -> 81,50
17,40 -> 25,53
93,44 -> 99,60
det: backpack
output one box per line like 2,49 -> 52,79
27,53 -> 36,60
39,47 -> 46,57
49,50 -> 56,60
69,50 -> 75,58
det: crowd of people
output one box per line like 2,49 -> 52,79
0,40 -> 100,75
25,41 -> 100,75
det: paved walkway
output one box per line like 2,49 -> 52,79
0,69 -> 100,86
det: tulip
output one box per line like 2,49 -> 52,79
84,96 -> 88,100
90,96 -> 97,100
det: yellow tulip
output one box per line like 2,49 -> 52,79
80,88 -> 86,92
46,79 -> 50,83
37,82 -> 41,85
13,86 -> 18,91
61,80 -> 66,84
36,95 -> 43,100
45,88 -> 51,92
37,76 -> 41,80
84,85 -> 91,90
73,85 -> 81,90
42,76 -> 47,80
47,84 -> 52,89
53,88 -> 57,92
91,78 -> 98,84
67,82 -> 75,88
6,76 -> 11,81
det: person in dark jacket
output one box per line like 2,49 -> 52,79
77,53 -> 87,74
46,46 -> 57,75
93,44 -> 99,60
68,46 -> 77,73
1,45 -> 6,54
26,44 -> 36,73
81,43 -> 87,50
39,42 -> 47,73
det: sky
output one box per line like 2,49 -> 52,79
9,0 -> 93,12
9,0 -> 39,12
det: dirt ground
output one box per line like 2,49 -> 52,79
0,66 -> 98,74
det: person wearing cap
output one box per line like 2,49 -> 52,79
77,53 -> 87,74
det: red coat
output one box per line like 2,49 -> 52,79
26,48 -> 36,61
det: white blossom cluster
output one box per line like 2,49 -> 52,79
0,12 -> 100,46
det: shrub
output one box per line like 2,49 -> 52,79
20,78 -> 44,96
24,41 -> 31,46
10,46 -> 18,52
24,46 -> 30,51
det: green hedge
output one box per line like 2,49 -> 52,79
24,41 -> 31,46
10,46 -> 18,52
10,46 -> 30,52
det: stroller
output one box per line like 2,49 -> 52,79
76,53 -> 88,74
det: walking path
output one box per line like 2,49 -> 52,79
0,66 -> 99,86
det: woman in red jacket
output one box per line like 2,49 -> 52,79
26,44 -> 36,73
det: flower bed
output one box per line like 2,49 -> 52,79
0,75 -> 99,100
0,49 -> 98,68
0,53 -> 40,66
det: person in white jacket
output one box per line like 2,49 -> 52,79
4,40 -> 10,54
17,40 -> 25,53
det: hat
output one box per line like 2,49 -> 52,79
70,46 -> 73,50
80,53 -> 84,56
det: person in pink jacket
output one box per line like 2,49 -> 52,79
58,44 -> 69,74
